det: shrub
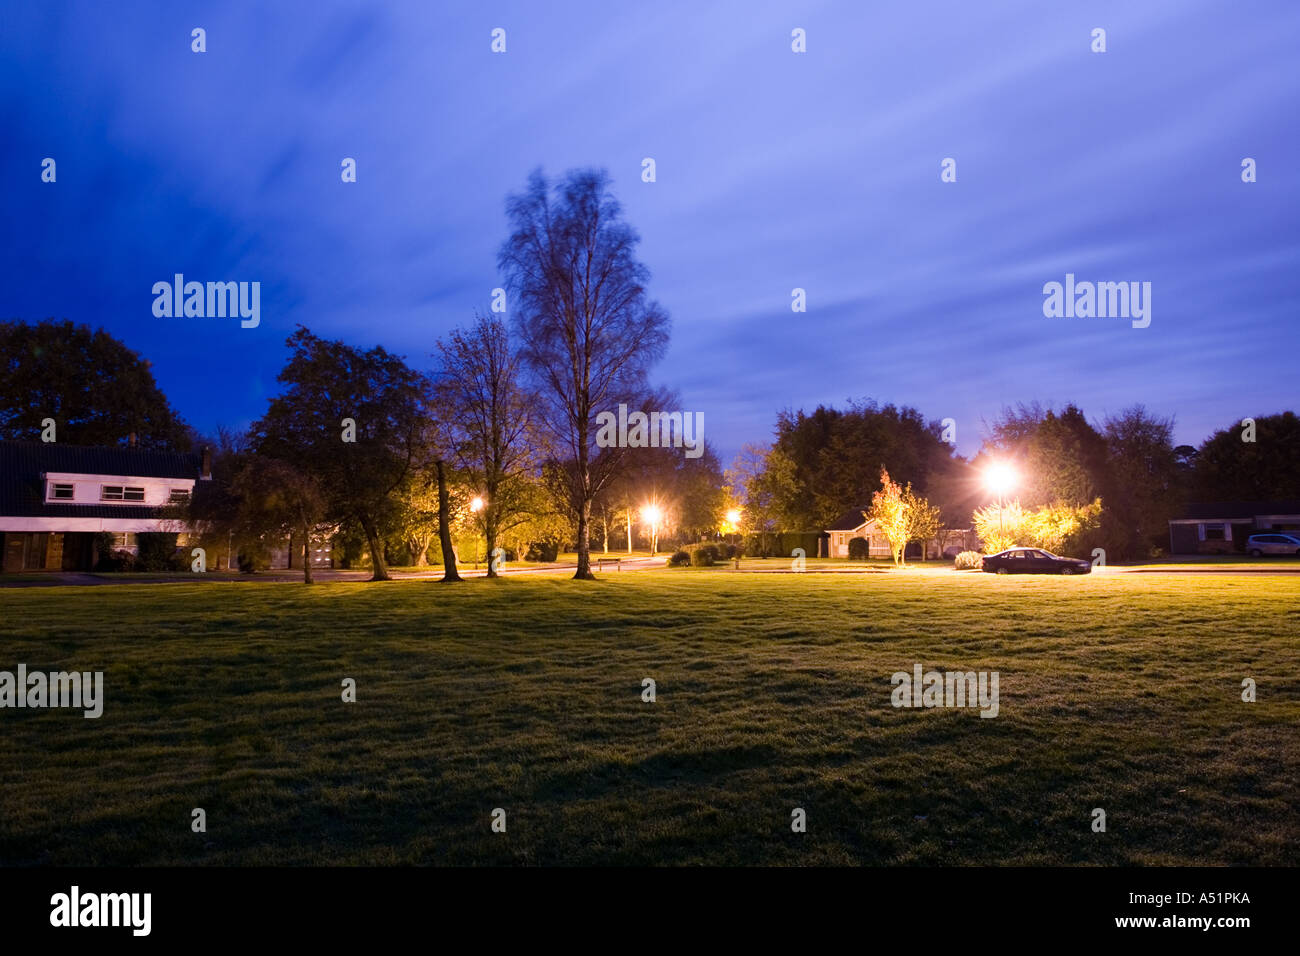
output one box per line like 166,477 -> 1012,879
690,546 -> 715,567
136,532 -> 182,572
525,540 -> 559,562
715,542 -> 737,560
954,550 -> 983,570
95,549 -> 138,572
847,536 -> 870,560
668,549 -> 691,567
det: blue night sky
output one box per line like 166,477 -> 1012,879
2,1 -> 1297,461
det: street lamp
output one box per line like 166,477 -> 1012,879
470,496 -> 485,569
984,464 -> 1018,541
641,503 -> 663,556
725,508 -> 743,568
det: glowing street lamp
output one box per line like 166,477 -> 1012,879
641,503 -> 663,556
470,496 -> 485,568
984,464 -> 1019,540
725,508 -> 742,530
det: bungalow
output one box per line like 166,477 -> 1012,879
0,439 -> 207,572
825,508 -> 978,560
1167,501 -> 1300,555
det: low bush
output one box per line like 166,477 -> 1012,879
95,549 -> 138,573
690,546 -> 715,567
136,533 -> 183,572
668,550 -> 691,567
847,537 -> 870,560
525,540 -> 559,562
954,550 -> 983,570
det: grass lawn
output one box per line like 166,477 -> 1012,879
1,570 -> 1296,866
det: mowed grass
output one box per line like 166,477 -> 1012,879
0,571 -> 1296,866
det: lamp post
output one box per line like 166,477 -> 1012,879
470,496 -> 484,570
725,509 -> 742,568
641,503 -> 663,557
984,464 -> 1018,544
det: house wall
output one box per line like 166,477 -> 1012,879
40,471 -> 195,507
1168,519 -> 1261,554
828,525 -> 974,559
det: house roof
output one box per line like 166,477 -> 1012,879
1173,501 -> 1300,521
826,507 -> 871,532
0,441 -> 200,519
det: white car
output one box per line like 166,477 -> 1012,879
1245,533 -> 1300,556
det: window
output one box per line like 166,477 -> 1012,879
49,482 -> 74,500
101,485 -> 146,502
1204,524 -> 1226,541
169,488 -> 191,504
110,532 -> 138,549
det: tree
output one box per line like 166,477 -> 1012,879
500,168 -> 670,579
0,318 -> 191,449
770,400 -> 954,531
1192,411 -> 1300,501
973,499 -> 1102,555
436,314 -> 536,578
1102,405 -> 1180,557
725,443 -> 798,557
434,459 -> 462,583
253,327 -> 431,581
187,426 -> 255,571
498,472 -> 574,562
395,467 -> 440,566
904,486 -> 942,561
972,501 -> 1029,555
231,457 -> 329,584
868,468 -> 910,566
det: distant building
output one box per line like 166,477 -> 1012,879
824,508 -> 978,559
0,440 -> 206,572
1167,501 -> 1300,554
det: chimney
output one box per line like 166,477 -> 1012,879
128,432 -> 137,448
200,445 -> 212,481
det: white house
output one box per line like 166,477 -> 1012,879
824,508 -> 978,560
0,440 -> 207,571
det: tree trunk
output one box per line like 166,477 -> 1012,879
436,459 -> 462,583
410,538 -> 428,567
574,497 -> 594,579
301,521 -> 314,585
362,517 -> 389,581
625,508 -> 633,555
485,523 -> 499,579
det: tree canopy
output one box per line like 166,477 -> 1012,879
0,318 -> 191,449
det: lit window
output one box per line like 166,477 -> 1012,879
169,488 -> 191,504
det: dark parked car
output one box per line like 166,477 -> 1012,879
980,547 -> 1092,575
